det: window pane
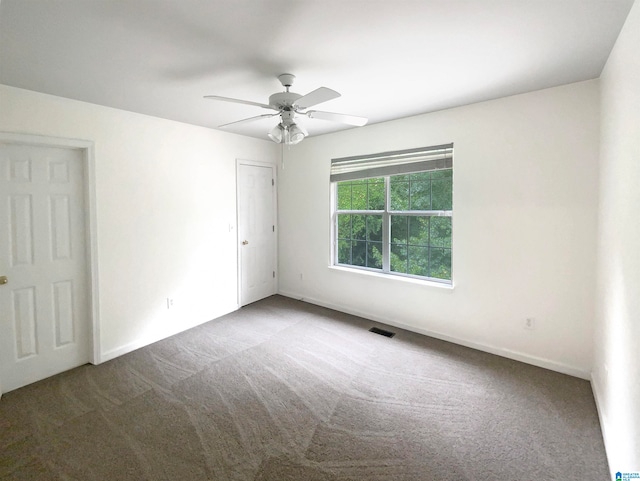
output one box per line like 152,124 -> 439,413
393,216 -> 434,247
389,169 -> 452,212
337,239 -> 351,264
337,214 -> 351,240
391,215 -> 408,245
367,215 -> 382,242
390,244 -> 408,273
410,172 -> 431,181
431,170 -> 452,179
337,183 -> 352,210
339,178 -> 384,211
430,216 -> 452,248
352,240 -> 367,266
409,181 -> 431,210
389,214 -> 451,280
408,245 -> 429,277
408,216 -> 429,246
367,242 -> 383,269
337,214 -> 382,271
431,178 -> 452,210
390,181 -> 409,210
367,178 -> 385,210
352,215 -> 366,240
429,248 -> 451,280
390,174 -> 410,183
352,183 -> 367,210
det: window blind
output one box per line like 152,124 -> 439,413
330,143 -> 453,182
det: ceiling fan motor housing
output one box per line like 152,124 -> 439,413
269,92 -> 302,110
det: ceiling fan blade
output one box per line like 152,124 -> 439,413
306,110 -> 368,126
219,113 -> 279,128
204,95 -> 275,110
295,87 -> 341,109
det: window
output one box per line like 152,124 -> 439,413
331,144 -> 453,284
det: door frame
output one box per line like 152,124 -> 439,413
0,132 -> 101,396
235,159 -> 278,307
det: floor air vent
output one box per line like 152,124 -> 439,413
369,327 -> 396,338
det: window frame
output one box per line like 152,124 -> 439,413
331,170 -> 453,285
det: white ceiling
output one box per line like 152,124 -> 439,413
0,0 -> 634,140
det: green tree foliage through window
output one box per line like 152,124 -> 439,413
390,216 -> 451,280
390,171 -> 453,211
337,214 -> 383,269
337,178 -> 385,211
335,170 -> 452,283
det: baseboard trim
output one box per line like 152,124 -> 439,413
591,374 -> 614,481
99,304 -> 240,363
101,337 -> 155,363
278,289 -> 591,380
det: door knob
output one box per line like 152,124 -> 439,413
242,240 -> 249,245
0,276 -> 7,285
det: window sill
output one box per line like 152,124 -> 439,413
328,265 -> 454,290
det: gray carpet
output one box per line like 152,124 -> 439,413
0,295 -> 609,480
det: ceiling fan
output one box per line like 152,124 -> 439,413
204,74 -> 368,145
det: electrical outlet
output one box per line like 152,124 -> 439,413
524,317 -> 535,330
166,298 -> 174,309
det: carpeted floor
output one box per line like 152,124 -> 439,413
0,295 -> 609,480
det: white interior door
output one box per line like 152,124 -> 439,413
0,144 -> 90,393
237,161 -> 276,306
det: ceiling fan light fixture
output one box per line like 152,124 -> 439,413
268,124 -> 284,143
268,122 -> 307,145
287,123 -> 307,145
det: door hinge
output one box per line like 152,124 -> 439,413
272,178 -> 274,186
272,225 -> 275,232
273,271 -> 276,278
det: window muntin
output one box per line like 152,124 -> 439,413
389,215 -> 452,280
390,170 -> 452,211
337,177 -> 385,210
333,169 -> 452,283
337,213 -> 383,269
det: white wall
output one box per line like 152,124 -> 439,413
0,84 -> 278,361
594,0 -> 640,475
278,80 -> 600,378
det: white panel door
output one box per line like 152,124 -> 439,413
237,162 -> 276,306
0,144 -> 90,393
